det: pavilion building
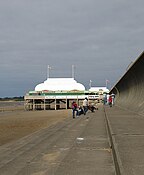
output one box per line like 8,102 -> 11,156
24,78 -> 87,110
24,78 -> 106,110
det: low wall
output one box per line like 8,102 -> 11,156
110,51 -> 144,116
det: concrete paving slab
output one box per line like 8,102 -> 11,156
0,107 -> 115,175
105,105 -> 144,175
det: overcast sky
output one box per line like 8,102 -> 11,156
0,0 -> 143,97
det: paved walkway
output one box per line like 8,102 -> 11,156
0,106 -> 115,175
105,105 -> 144,175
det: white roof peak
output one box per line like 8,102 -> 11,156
35,77 -> 85,91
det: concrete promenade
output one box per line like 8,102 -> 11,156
105,105 -> 144,175
0,106 -> 115,175
1,104 -> 143,175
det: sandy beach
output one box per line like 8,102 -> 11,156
0,102 -> 70,146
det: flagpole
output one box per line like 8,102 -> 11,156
47,65 -> 51,79
72,65 -> 75,78
89,80 -> 92,88
106,79 -> 109,88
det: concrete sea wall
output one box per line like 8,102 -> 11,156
110,51 -> 144,116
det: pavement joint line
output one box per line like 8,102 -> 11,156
72,147 -> 112,152
113,133 -> 144,136
104,106 -> 126,175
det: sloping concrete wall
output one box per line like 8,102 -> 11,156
110,51 -> 144,115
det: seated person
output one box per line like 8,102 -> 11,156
88,103 -> 98,112
78,106 -> 84,116
72,101 -> 79,118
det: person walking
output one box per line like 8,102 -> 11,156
108,95 -> 112,107
72,101 -> 78,118
106,93 -> 110,105
111,92 -> 115,106
103,93 -> 107,105
83,97 -> 89,115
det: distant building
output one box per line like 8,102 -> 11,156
89,87 -> 109,94
35,78 -> 85,92
25,79 -> 107,110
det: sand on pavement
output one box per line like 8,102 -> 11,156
0,109 -> 71,146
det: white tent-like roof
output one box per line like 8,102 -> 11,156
89,87 -> 109,93
35,78 -> 85,91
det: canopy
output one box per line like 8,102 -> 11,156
35,78 -> 85,91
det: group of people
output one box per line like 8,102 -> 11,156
103,93 -> 115,107
72,97 -> 97,118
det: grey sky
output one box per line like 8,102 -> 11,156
0,0 -> 143,97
